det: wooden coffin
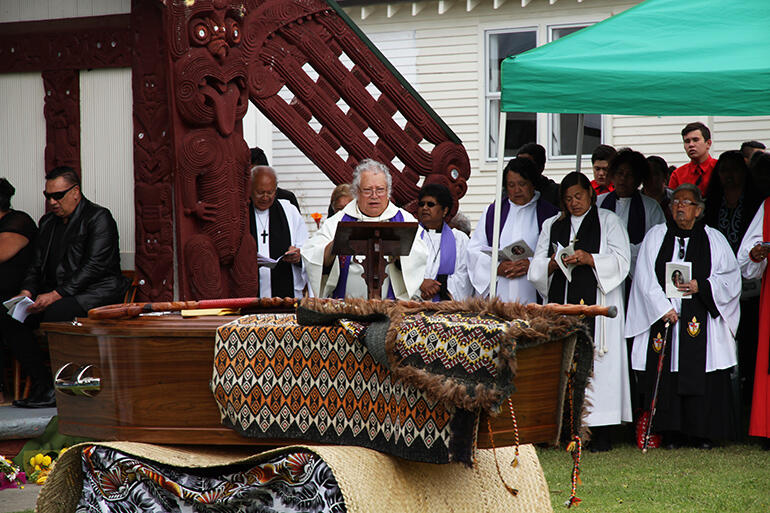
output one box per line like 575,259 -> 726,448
44,315 -> 573,448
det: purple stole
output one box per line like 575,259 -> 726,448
421,222 -> 456,301
484,196 -> 558,246
332,210 -> 404,299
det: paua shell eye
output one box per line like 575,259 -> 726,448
226,19 -> 241,45
190,20 -> 210,45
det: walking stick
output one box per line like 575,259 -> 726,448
642,321 -> 670,453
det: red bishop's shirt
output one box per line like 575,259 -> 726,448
668,156 -> 717,195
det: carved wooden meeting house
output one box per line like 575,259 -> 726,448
0,0 -> 471,302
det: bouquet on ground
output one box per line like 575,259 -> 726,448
0,455 -> 26,490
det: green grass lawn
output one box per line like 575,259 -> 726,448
536,443 -> 770,512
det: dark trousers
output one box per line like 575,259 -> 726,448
0,296 -> 87,392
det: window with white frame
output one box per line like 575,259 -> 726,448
486,28 -> 537,161
549,26 -> 602,158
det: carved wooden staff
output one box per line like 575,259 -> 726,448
88,297 -> 298,320
90,298 -> 617,321
642,321 -> 671,453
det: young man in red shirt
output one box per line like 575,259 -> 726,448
590,144 -> 617,195
668,122 -> 717,195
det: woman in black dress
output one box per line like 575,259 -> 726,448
0,178 -> 37,403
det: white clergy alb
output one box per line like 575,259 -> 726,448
467,193 -> 543,303
301,200 -> 427,299
627,223 -> 740,373
597,191 -> 666,276
253,199 -> 309,298
529,207 -> 632,428
420,225 -> 472,301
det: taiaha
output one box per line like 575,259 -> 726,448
89,298 -> 618,320
642,321 -> 671,453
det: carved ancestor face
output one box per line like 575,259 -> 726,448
174,1 -> 248,136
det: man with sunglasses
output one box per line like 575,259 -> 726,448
5,166 -> 128,408
626,183 -> 741,448
302,159 -> 427,299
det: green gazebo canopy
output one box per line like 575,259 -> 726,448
501,0 -> 770,116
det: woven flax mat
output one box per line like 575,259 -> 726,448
37,441 -> 552,513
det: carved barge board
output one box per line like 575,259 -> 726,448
44,316 -> 567,448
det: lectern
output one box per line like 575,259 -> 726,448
331,221 -> 418,299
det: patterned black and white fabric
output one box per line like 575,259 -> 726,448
76,445 -> 345,513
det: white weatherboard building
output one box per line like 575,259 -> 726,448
1,0 -> 768,271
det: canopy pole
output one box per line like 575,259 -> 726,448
490,109 -> 507,298
574,113 -> 585,173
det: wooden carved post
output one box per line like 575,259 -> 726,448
165,0 -> 258,299
131,0 -> 175,301
42,70 -> 81,178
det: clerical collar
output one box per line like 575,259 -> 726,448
422,224 -> 443,233
352,202 -> 397,221
507,190 -> 540,210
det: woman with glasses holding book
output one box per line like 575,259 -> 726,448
627,183 -> 741,449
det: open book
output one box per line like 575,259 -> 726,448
3,295 -> 34,323
482,240 -> 534,262
665,261 -> 692,299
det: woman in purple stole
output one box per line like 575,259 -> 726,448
467,157 -> 558,303
416,183 -> 471,301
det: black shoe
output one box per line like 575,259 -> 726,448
12,387 -> 56,408
693,437 -> 713,450
589,427 -> 612,453
662,432 -> 681,449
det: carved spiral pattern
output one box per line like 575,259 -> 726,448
180,130 -> 225,173
184,234 -> 224,299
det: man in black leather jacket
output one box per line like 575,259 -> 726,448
4,166 -> 128,408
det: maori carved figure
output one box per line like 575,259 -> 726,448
241,0 -> 470,217
132,0 -> 175,301
167,0 -> 257,299
42,70 -> 80,176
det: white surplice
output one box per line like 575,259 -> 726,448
466,193 -> 542,303
597,191 -> 666,276
529,208 -> 632,427
301,200 -> 427,299
253,199 -> 309,299
420,226 -> 472,301
627,223 -> 740,373
738,201 -> 768,281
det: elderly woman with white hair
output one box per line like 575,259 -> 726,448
627,182 -> 741,448
302,159 -> 427,299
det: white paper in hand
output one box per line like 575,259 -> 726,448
257,253 -> 285,270
3,295 -> 34,322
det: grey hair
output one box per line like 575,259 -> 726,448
249,165 -> 277,184
672,183 -> 705,218
350,159 -> 392,199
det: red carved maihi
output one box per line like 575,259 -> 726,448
167,0 -> 257,299
241,0 -> 470,218
131,0 -> 175,301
